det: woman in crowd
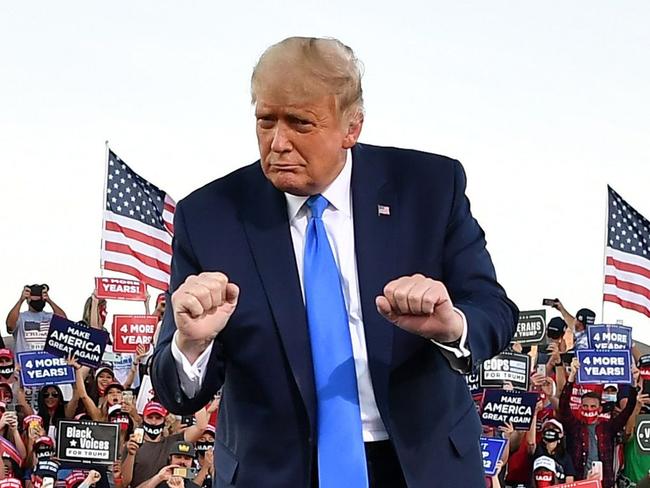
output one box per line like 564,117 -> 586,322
532,419 -> 575,485
193,425 -> 215,488
17,383 -> 78,438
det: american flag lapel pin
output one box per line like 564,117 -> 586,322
377,204 -> 391,216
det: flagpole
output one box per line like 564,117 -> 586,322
100,141 -> 110,277
600,185 -> 610,322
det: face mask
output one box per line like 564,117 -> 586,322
143,421 -> 164,440
30,300 -> 46,312
195,441 -> 213,454
36,449 -> 55,460
580,408 -> 599,424
0,363 -> 14,379
602,393 -> 617,403
534,470 -> 554,487
542,430 -> 561,443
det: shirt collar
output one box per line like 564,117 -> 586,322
284,150 -> 352,221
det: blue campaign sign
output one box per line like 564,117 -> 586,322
45,315 -> 109,368
18,351 -> 75,386
480,389 -> 538,430
480,436 -> 507,476
588,324 -> 632,350
577,349 -> 632,385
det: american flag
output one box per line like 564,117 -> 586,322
100,150 -> 175,291
603,186 -> 650,318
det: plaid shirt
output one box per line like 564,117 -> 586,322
559,380 -> 637,488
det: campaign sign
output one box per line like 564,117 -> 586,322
513,309 -> 546,344
18,351 -> 75,387
480,352 -> 531,391
576,349 -> 632,385
95,277 -> 146,301
636,415 -> 650,453
136,374 -> 155,414
554,481 -> 602,488
45,315 -> 109,368
56,420 -> 119,465
587,324 -> 632,351
112,315 -> 157,353
480,436 -> 506,476
464,371 -> 483,397
480,389 -> 538,430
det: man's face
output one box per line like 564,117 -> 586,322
255,90 -> 362,196
0,357 -> 12,367
170,454 -> 193,468
145,412 -> 164,425
581,397 -> 601,412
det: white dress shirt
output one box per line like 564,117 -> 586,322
171,151 -> 470,442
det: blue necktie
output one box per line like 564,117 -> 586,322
303,194 -> 368,488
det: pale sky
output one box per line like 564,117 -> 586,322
1,1 -> 649,343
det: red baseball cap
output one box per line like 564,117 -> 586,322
34,436 -> 55,448
143,401 -> 168,417
0,350 -> 13,360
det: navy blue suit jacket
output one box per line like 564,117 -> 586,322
152,143 -> 518,487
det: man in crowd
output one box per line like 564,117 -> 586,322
5,284 -> 66,353
135,441 -> 200,488
120,401 -> 210,488
152,36 -> 518,488
550,299 -> 595,350
559,358 -> 637,487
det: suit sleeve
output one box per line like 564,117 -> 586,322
443,160 -> 519,367
151,201 -> 225,415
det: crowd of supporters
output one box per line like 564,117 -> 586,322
0,284 -> 217,488
481,300 -> 650,488
0,285 -> 649,488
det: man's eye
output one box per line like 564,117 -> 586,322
257,118 -> 274,128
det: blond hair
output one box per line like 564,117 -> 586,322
251,36 -> 364,120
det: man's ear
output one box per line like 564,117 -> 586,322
342,111 -> 364,149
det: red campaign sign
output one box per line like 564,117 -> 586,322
95,277 -> 146,301
555,480 -> 601,488
112,315 -> 158,353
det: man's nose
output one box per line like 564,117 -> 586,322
270,123 -> 293,153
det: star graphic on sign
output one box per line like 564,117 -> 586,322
70,439 -> 77,447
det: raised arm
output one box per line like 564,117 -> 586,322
5,287 -> 29,333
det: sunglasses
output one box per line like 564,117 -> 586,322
43,392 -> 59,399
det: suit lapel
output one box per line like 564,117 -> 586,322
351,144 -> 397,418
240,167 -> 316,435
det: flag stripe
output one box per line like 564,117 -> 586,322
603,283 -> 650,313
603,293 -> 650,318
104,241 -> 172,274
105,211 -> 172,245
102,228 -> 172,265
605,255 -> 650,281
604,275 -> 650,300
101,249 -> 170,283
104,220 -> 172,254
103,261 -> 169,291
604,264 -> 650,293
606,247 -> 650,269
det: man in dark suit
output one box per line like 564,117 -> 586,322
152,36 -> 518,488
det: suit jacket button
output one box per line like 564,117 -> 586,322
175,393 -> 182,403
